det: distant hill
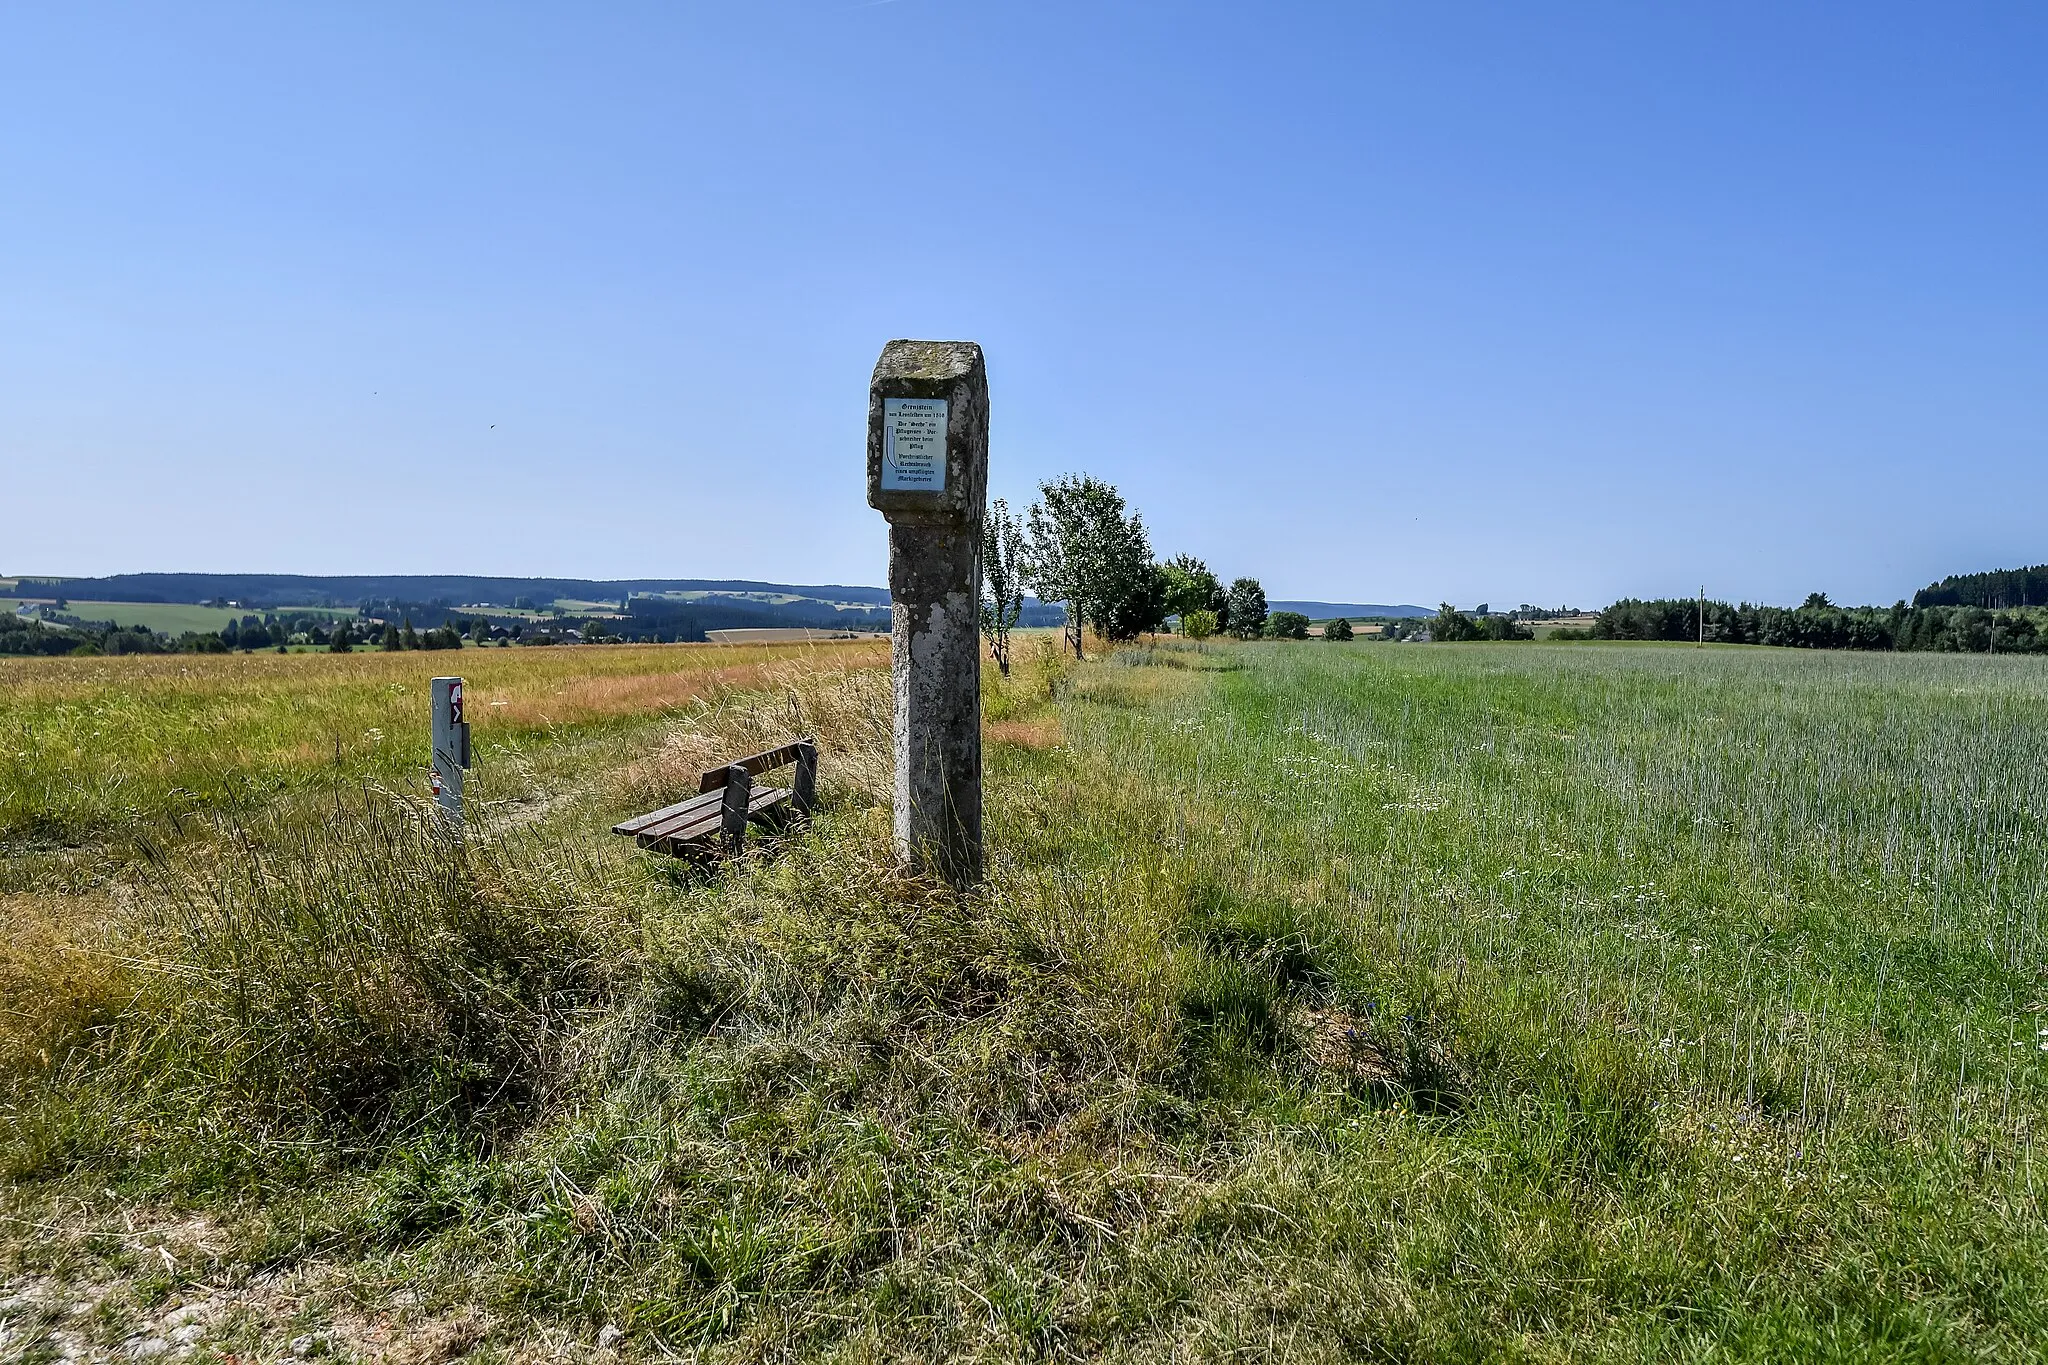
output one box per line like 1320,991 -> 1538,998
1269,601 -> 1433,619
0,573 -> 891,610
1913,564 -> 2048,610
0,572 -> 1065,639
0,572 -> 1416,632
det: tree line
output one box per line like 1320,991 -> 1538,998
0,611 -> 545,657
0,621 -> 159,656
978,474 -> 1285,672
1583,595 -> 2048,654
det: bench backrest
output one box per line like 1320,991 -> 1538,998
698,737 -> 816,793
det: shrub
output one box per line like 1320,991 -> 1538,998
1028,631 -> 1075,699
1181,609 -> 1218,640
1324,617 -> 1353,641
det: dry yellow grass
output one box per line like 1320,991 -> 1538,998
0,892 -> 132,1076
604,657 -> 896,813
0,640 -> 889,847
987,716 -> 1063,749
0,640 -> 887,713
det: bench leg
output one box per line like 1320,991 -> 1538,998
793,738 -> 818,818
720,764 -> 752,854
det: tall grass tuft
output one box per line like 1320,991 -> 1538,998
3,799 -> 632,1189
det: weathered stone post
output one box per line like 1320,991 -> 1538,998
430,676 -> 471,835
867,340 -> 989,888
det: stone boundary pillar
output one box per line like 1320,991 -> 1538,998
866,340 -> 989,888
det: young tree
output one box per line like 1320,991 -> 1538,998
980,497 -> 1026,675
1226,578 -> 1267,639
1181,608 -> 1218,640
1025,474 -> 1154,656
1159,554 -> 1222,632
1024,484 -> 1083,659
1324,616 -> 1354,641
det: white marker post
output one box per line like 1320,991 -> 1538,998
430,676 -> 472,835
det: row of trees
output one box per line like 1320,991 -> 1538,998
0,613 -> 525,657
0,620 -> 131,656
1430,603 -> 1534,642
1587,596 -> 2048,654
0,620 -> 251,657
2,606 -> 708,657
375,618 -> 467,651
978,475 -> 1274,672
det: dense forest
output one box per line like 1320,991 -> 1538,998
1912,564 -> 2048,609
1588,596 -> 2048,653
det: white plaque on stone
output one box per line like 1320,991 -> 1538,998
881,398 -> 947,491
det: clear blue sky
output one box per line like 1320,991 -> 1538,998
4,2 -> 2042,607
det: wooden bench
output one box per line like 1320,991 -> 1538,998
612,737 -> 818,858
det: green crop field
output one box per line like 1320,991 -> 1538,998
4,639 -> 2046,1360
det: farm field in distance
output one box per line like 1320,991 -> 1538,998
4,638 -> 2046,1359
8,600 -> 356,636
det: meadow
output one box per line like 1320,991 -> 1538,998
3,638 -> 2046,1361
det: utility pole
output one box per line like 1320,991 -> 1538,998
1698,586 -> 1705,648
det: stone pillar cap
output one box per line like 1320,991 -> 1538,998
867,340 -> 988,522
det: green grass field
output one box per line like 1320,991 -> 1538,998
13,599 -> 354,635
4,639 -> 2045,1360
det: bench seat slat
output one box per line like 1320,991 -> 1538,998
612,789 -> 723,838
638,785 -> 791,852
633,798 -> 731,844
638,785 -> 787,843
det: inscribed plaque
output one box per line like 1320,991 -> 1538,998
882,398 -> 947,491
